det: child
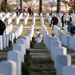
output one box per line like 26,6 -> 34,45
35,34 -> 42,43
36,29 -> 40,37
51,33 -> 55,37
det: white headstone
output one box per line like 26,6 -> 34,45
50,39 -> 61,55
6,34 -> 10,47
25,36 -> 30,49
20,37 -> 26,54
52,47 -> 67,61
61,33 -> 68,47
11,33 -> 15,44
0,60 -> 17,75
56,55 -> 71,75
58,30 -> 62,40
8,50 -> 21,75
69,36 -> 75,50
0,35 -> 3,50
13,44 -> 24,62
16,39 -> 26,54
63,65 -> 75,75
44,34 -> 50,50
2,35 -> 6,48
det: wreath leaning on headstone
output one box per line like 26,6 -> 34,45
70,26 -> 75,34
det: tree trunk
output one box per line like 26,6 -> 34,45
39,0 -> 42,14
74,0 -> 75,11
57,0 -> 61,13
20,0 -> 22,13
4,0 -> 7,12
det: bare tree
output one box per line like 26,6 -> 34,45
48,0 -> 55,13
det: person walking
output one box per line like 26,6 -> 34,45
15,7 -> 19,16
28,6 -> 33,15
67,21 -> 73,35
61,14 -> 65,30
50,15 -> 58,30
36,29 -> 40,37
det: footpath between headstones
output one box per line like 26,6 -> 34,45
29,40 -> 56,75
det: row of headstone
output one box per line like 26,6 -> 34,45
0,33 -> 13,49
40,13 -> 44,25
46,13 -> 51,24
23,12 -> 36,26
0,25 -> 23,50
56,15 -> 68,33
57,16 -> 62,27
65,13 -> 75,25
15,13 -> 23,25
3,24 -> 12,35
63,25 -> 68,33
5,12 -> 37,26
1,13 -> 11,22
40,13 -> 48,37
0,12 -> 16,24
64,13 -> 70,23
27,24 -> 34,41
0,33 -> 31,75
41,14 -> 68,75
53,25 -> 75,75
41,13 -> 75,75
55,54 -> 71,75
26,13 -> 36,41
13,24 -> 23,39
57,13 -> 75,27
0,21 -> 32,74
41,20 -> 72,75
40,13 -> 66,59
54,25 -> 75,50
6,16 -> 13,24
23,13 -> 29,25
57,13 -> 63,19
12,12 -> 16,20
32,13 -> 37,25
57,13 -> 70,24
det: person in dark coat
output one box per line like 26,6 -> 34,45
15,7 -> 19,16
0,19 -> 6,35
50,15 -> 58,30
61,14 -> 65,30
28,6 -> 33,15
69,16 -> 72,23
50,15 -> 58,26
